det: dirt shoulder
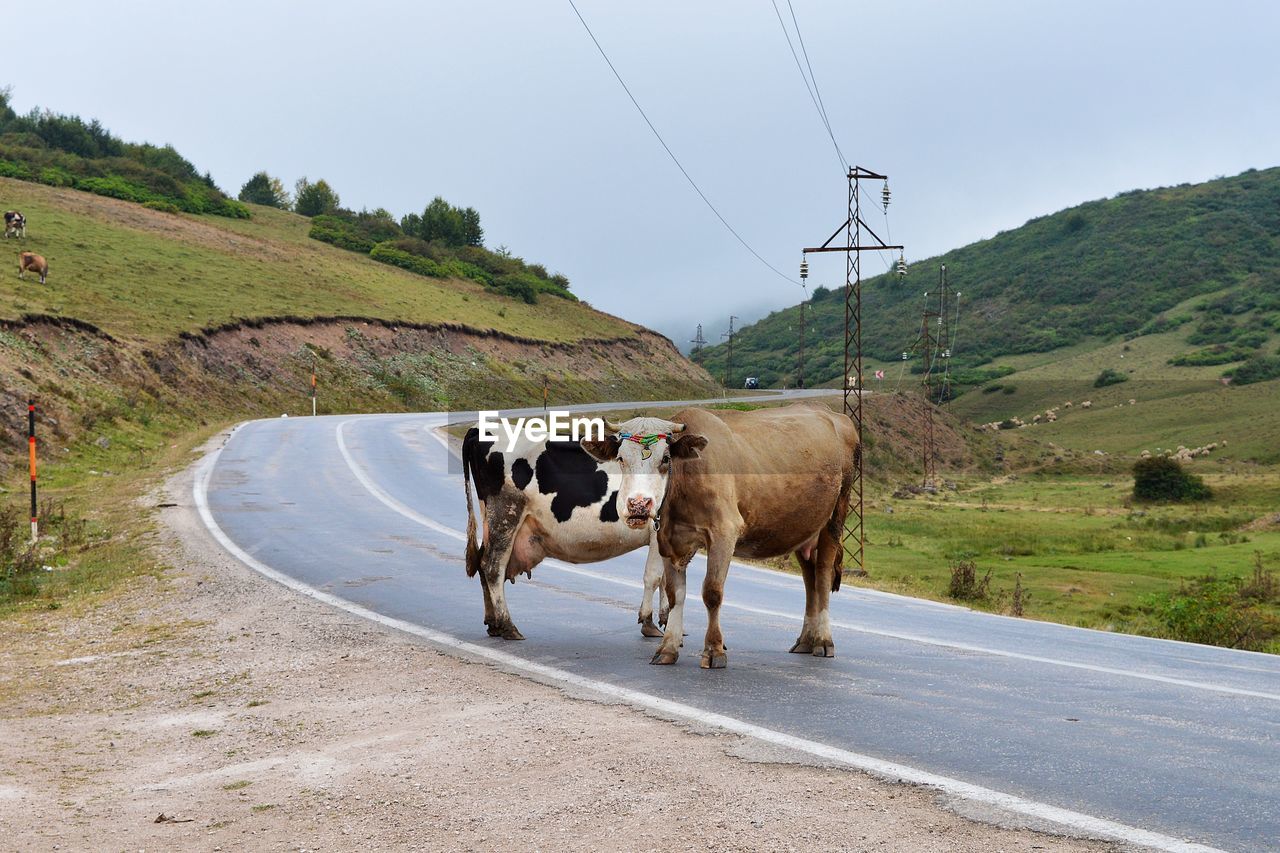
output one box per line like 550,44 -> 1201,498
0,437 -> 1114,852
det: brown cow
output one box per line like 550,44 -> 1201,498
582,403 -> 857,668
18,252 -> 47,284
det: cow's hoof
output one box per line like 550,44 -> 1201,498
700,652 -> 727,669
789,639 -> 813,654
650,649 -> 679,665
641,621 -> 664,638
811,642 -> 835,658
500,625 -> 525,641
486,623 -> 502,638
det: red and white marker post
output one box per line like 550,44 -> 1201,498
311,371 -> 317,416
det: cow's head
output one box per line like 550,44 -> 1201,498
580,417 -> 707,529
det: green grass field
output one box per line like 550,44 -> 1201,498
0,179 -> 635,344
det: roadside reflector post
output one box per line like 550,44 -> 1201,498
311,371 -> 317,417
28,398 -> 37,543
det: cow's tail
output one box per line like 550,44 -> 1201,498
462,432 -> 483,578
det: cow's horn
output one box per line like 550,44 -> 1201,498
603,419 -> 624,434
671,422 -> 687,433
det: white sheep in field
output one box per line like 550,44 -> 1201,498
1081,401 -> 1092,409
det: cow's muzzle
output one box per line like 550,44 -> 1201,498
625,496 -> 654,529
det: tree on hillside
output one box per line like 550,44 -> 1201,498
238,171 -> 291,208
401,196 -> 483,247
460,206 -> 483,247
294,177 -> 340,217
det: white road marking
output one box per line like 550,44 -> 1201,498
347,419 -> 1280,704
195,433 -> 1223,853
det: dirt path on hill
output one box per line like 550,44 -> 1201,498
0,436 -> 1115,852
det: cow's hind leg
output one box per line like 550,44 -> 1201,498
479,495 -> 527,640
638,534 -> 665,638
806,526 -> 840,658
789,544 -> 820,654
651,558 -> 686,665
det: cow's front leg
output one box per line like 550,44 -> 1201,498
651,558 -> 686,665
638,535 -> 665,638
700,538 -> 735,669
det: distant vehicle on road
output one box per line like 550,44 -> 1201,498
743,377 -> 759,389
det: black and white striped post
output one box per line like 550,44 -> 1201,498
27,399 -> 37,542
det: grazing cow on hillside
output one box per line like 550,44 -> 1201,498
462,423 -> 667,641
581,404 -> 858,668
18,251 -> 47,284
4,211 -> 25,239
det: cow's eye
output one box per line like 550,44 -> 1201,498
661,452 -> 671,465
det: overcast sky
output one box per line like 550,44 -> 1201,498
14,1 -> 1280,345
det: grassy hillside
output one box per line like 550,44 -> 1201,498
0,179 -> 638,344
698,167 -> 1280,388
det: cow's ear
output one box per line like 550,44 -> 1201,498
580,435 -> 621,462
669,433 -> 707,459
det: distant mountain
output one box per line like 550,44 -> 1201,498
696,167 -> 1280,388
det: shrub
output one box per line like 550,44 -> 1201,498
1227,354 -> 1280,386
294,178 -> 340,217
1168,344 -> 1253,367
369,243 -> 446,278
0,159 -> 32,179
493,272 -> 539,304
38,166 -> 75,187
1093,368 -> 1129,388
1132,456 -> 1212,503
1147,575 -> 1279,650
310,215 -> 376,254
947,559 -> 991,601
143,199 -> 181,214
238,171 -> 290,208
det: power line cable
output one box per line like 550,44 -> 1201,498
784,0 -> 847,170
769,0 -> 847,172
568,0 -> 801,288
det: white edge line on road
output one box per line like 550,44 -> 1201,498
194,432 -> 1222,853
384,419 -> 1277,704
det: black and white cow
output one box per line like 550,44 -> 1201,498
462,419 -> 671,641
4,211 -> 25,239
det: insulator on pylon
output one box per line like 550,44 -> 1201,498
881,179 -> 891,211
800,259 -> 809,280
901,352 -> 909,360
896,252 -> 907,277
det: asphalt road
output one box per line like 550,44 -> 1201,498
196,396 -> 1280,853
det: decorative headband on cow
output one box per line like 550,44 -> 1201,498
607,422 -> 685,461
619,431 -> 667,460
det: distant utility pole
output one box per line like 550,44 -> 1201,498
690,324 -> 707,357
919,264 -> 956,487
721,316 -> 738,391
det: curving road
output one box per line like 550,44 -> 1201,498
195,396 -> 1280,853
